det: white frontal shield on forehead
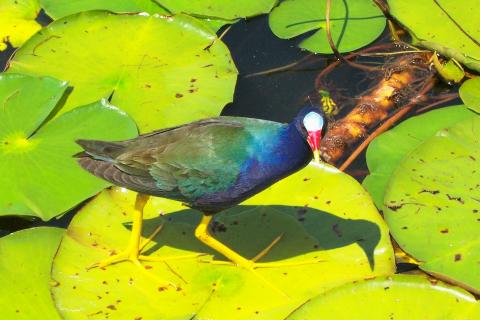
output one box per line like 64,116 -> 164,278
303,112 -> 324,131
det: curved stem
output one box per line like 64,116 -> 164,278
325,0 -> 345,62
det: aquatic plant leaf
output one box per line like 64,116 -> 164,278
268,0 -> 386,54
38,0 -> 167,19
432,54 -> 465,84
364,106 -> 475,207
157,0 -> 277,20
0,227 -> 64,319
52,163 -> 394,320
384,116 -> 480,293
388,0 -> 480,72
286,274 -> 480,319
0,0 -> 41,51
8,12 -> 237,133
0,74 -> 138,220
460,77 -> 480,113
38,0 -> 231,32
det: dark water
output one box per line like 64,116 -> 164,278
0,14 -> 439,237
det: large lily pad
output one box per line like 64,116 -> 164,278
0,73 -> 137,220
460,77 -> 480,113
268,0 -> 386,54
388,0 -> 480,72
0,0 -> 41,51
0,227 -> 64,319
158,0 -> 277,20
287,274 -> 480,319
363,106 -> 475,208
38,0 -> 167,19
52,163 -> 394,320
384,116 -> 480,293
8,11 -> 238,133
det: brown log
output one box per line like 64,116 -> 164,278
320,53 -> 433,164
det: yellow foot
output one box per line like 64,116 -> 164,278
88,224 -> 204,270
88,250 -> 204,269
204,258 -> 324,270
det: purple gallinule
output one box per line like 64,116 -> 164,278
76,106 -> 326,271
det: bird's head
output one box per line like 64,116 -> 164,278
293,106 -> 327,164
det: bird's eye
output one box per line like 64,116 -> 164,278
302,112 -> 324,132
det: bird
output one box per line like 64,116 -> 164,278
76,105 -> 326,272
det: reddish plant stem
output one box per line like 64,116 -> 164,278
415,93 -> 459,114
315,43 -> 394,88
325,0 -> 345,62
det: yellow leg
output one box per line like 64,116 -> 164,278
89,193 -> 202,270
194,215 -> 323,270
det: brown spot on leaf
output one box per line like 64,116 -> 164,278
211,221 -> 227,233
419,189 -> 440,195
332,223 -> 342,237
175,93 -> 183,98
440,228 -> 449,234
446,194 -> 464,204
454,254 -> 462,261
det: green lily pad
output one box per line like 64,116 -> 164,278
158,0 -> 277,20
388,0 -> 480,72
0,227 -> 64,319
363,105 -> 475,208
0,73 -> 137,220
8,11 -> 238,133
286,274 -> 480,319
52,163 -> 394,319
0,0 -> 41,51
38,0 -> 168,20
268,0 -> 386,54
37,0 -> 231,32
384,116 -> 480,293
460,77 -> 480,113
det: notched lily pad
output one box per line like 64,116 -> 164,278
0,0 -> 41,51
269,0 -> 386,53
388,0 -> 480,72
0,73 -> 138,220
384,116 -> 480,293
0,227 -> 64,319
158,0 -> 277,20
460,77 -> 480,113
287,274 -> 480,319
52,164 -> 394,319
364,106 -> 475,207
8,11 -> 238,133
38,0 -> 168,20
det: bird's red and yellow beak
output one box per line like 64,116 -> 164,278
307,130 -> 322,164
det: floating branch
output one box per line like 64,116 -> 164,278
320,53 -> 435,164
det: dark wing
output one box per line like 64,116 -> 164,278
77,118 -> 252,202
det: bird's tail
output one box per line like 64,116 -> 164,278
75,139 -> 126,162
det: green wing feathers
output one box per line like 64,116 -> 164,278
76,118 -> 255,201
